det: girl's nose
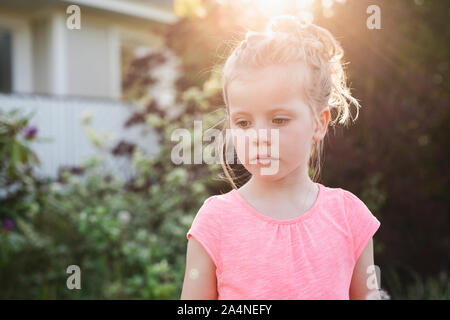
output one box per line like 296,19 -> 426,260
251,127 -> 272,148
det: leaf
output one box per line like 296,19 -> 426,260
18,143 -> 28,163
28,149 -> 41,167
10,141 -> 19,164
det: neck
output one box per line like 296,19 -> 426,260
242,164 -> 316,200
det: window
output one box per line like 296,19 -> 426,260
0,29 -> 12,93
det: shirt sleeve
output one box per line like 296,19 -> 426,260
342,189 -> 381,262
186,196 -> 221,270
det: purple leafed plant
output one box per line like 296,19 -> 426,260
2,219 -> 14,231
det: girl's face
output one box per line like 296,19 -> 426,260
227,64 -> 327,181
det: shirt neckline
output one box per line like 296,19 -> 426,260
231,182 -> 323,225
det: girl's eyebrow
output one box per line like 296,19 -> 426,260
267,107 -> 293,114
231,107 -> 293,117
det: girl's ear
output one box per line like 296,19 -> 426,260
313,106 -> 330,141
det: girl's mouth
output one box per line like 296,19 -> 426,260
252,156 -> 279,165
257,158 -> 272,165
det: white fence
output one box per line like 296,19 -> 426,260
0,93 -> 161,180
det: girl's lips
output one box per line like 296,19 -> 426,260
250,156 -> 279,164
255,157 -> 278,165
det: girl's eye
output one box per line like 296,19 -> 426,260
273,118 -> 290,125
236,120 -> 250,128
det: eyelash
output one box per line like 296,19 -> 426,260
236,118 -> 290,128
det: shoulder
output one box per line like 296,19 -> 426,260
320,184 -> 367,210
315,183 -> 347,216
210,189 -> 236,202
316,184 -> 373,224
340,187 -> 362,202
195,189 -> 236,219
339,187 -> 371,214
202,189 -> 236,210
337,186 -> 381,230
318,183 -> 344,201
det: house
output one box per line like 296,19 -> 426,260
0,0 -> 181,179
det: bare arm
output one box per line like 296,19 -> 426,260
180,235 -> 218,300
349,238 -> 381,300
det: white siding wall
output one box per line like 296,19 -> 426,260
66,18 -> 114,98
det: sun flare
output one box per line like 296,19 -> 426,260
215,0 -> 347,20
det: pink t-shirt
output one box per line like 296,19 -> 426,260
186,182 -> 381,300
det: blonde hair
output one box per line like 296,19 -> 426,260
218,15 -> 361,189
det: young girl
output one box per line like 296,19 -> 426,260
180,15 -> 381,300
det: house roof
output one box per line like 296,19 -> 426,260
60,0 -> 177,24
0,0 -> 177,24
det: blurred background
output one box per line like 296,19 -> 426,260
0,0 -> 448,299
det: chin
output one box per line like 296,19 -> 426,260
245,166 -> 286,181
